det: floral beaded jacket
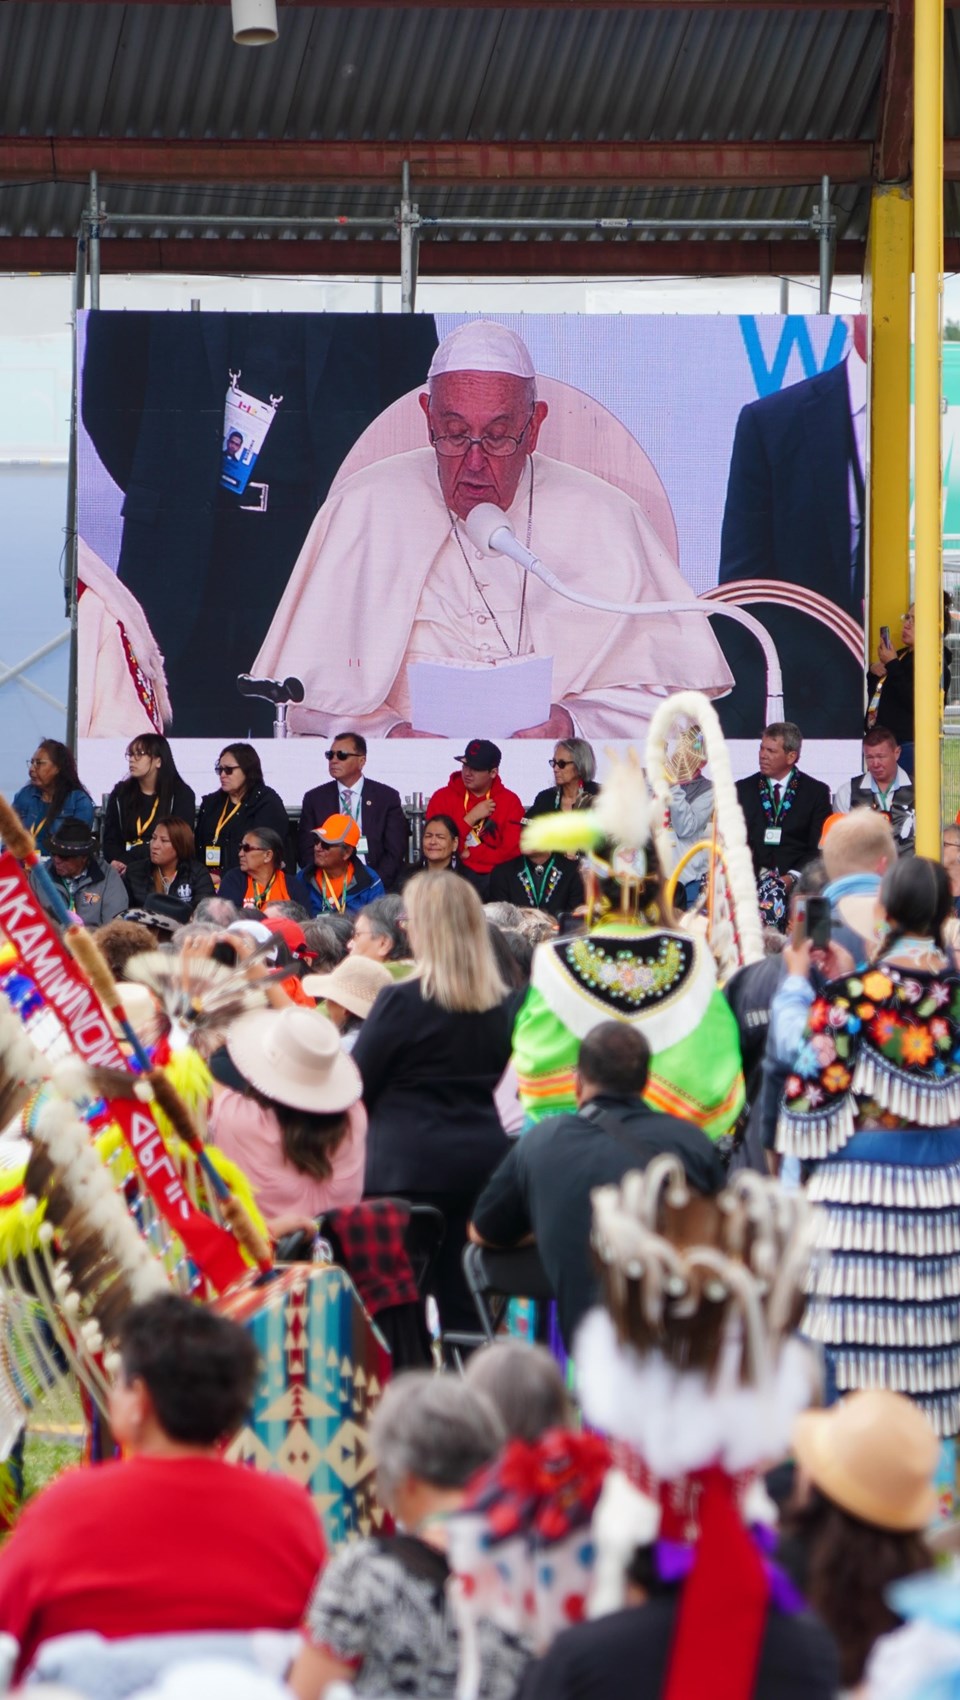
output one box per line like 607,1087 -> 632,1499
777,965 -> 960,1161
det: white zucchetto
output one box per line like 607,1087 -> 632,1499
427,320 -> 537,383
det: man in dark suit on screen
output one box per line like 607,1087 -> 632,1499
297,732 -> 408,893
81,312 -> 439,737
716,322 -> 867,740
736,721 -> 832,900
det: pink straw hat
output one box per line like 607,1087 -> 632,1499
226,1005 -> 361,1114
302,954 -> 392,1019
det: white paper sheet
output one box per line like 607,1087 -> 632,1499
407,654 -> 554,738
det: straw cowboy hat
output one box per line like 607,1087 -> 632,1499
225,1006 -> 361,1115
302,955 -> 392,1019
792,1389 -> 939,1532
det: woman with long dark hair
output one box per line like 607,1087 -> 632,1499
399,813 -> 468,886
13,739 -> 94,855
194,742 -> 291,881
784,1390 -> 938,1692
101,734 -> 196,873
866,593 -> 953,776
776,855 -> 960,1436
207,1004 -> 366,1234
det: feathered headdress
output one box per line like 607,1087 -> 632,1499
646,691 -> 764,975
0,993 -> 169,1406
577,1159 -> 818,1700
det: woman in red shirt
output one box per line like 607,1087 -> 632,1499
0,1294 -> 325,1682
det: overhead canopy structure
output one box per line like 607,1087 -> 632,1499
0,0 -> 957,279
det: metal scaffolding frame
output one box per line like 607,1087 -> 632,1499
77,166 -> 838,314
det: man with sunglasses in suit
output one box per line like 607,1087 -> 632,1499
297,732 -> 408,893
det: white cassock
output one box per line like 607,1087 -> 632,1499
254,448 -> 734,740
77,539 -> 172,738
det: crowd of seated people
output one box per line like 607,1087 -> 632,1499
8,709 -> 960,1700
15,731 -> 596,934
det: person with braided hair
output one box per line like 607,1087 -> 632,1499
775,854 -> 960,1435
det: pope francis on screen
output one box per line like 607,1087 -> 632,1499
253,320 -> 734,741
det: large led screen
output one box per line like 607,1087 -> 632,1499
76,310 -> 866,806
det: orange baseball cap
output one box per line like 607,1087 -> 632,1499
819,812 -> 845,846
314,813 -> 361,849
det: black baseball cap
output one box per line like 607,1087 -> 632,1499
457,739 -> 502,771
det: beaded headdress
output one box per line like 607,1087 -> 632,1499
577,1158 -> 818,1700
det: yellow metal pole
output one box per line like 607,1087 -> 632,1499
913,0 -> 945,856
862,186 -> 912,654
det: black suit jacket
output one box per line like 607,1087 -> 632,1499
717,359 -> 865,739
81,312 -> 439,734
735,769 -> 832,877
487,855 -> 584,917
297,777 -> 408,893
352,979 -> 515,1196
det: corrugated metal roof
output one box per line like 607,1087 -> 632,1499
0,1 -> 887,257
2,3 -> 883,142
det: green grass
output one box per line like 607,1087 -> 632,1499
22,1428 -> 82,1501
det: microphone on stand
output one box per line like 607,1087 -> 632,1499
236,674 -> 305,706
462,503 -> 785,721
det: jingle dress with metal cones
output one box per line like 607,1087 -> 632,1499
777,962 -> 960,1437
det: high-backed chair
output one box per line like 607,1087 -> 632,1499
327,378 -> 864,725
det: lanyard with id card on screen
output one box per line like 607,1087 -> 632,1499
220,372 -> 282,499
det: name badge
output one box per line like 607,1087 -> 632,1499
357,836 -> 368,856
764,827 -> 782,846
220,373 -> 280,497
205,846 -> 222,868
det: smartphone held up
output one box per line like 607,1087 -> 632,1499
793,894 -> 832,951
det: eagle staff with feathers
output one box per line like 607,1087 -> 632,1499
0,792 -> 277,1491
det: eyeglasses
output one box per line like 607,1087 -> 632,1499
325,749 -> 358,762
429,412 -> 534,459
549,759 -> 574,770
238,842 -> 267,854
214,763 -> 240,775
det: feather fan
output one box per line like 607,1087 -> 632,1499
125,950 -> 269,1048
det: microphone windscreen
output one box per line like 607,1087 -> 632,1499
284,677 -> 306,704
464,503 -> 511,554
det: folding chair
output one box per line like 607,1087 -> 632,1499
461,1241 -> 555,1345
392,1200 -> 446,1298
316,1198 -> 447,1371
